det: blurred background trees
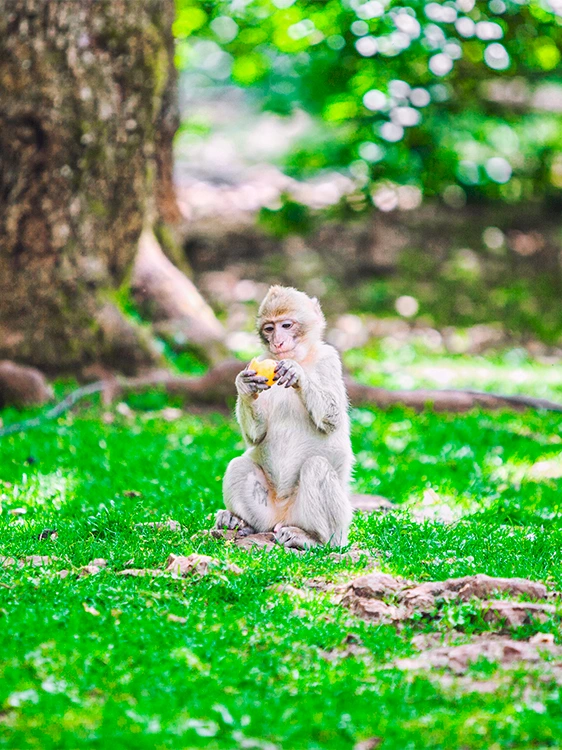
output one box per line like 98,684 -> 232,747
174,0 -> 562,349
1,0 -> 562,383
176,0 -> 562,206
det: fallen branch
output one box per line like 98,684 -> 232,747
132,230 -> 226,363
0,382 -> 105,437
345,380 -> 562,413
2,359 -> 562,438
109,360 -> 242,405
113,364 -> 562,413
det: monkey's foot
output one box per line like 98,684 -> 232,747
274,525 -> 319,549
214,509 -> 255,535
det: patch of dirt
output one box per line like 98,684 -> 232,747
135,520 -> 181,532
272,583 -> 312,599
115,553 -> 243,579
404,574 -> 547,605
340,572 -> 556,625
78,564 -> 104,577
345,598 -> 409,622
1,555 -> 57,568
320,642 -> 369,662
396,635 -> 562,674
347,572 -> 411,599
57,559 -> 107,579
159,407 -> 184,422
0,361 -> 52,408
441,675 -> 507,694
328,545 -> 375,564
529,458 -> 562,480
320,633 -> 370,662
483,600 -> 556,627
530,632 -> 555,644
235,532 -> 277,551
304,577 -> 339,592
118,568 -> 166,577
116,554 -> 243,578
166,553 -> 242,576
205,527 -> 279,551
208,528 -> 238,541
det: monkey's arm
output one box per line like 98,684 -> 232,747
300,368 -> 344,435
276,353 -> 345,434
235,372 -> 268,445
236,395 -> 267,445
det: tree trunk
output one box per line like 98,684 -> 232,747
0,0 -> 217,376
132,229 -> 226,362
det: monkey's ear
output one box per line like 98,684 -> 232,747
311,297 -> 322,317
310,297 -> 326,334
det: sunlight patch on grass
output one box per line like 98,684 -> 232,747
345,342 -> 562,401
403,487 -> 484,523
2,469 -> 77,514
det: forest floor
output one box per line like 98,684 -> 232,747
1,347 -> 562,749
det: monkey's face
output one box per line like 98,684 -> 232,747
260,318 -> 302,357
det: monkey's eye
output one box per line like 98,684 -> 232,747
263,325 -> 274,334
282,322 -> 293,329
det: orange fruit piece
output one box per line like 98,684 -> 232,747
249,357 -> 277,386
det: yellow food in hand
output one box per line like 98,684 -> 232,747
249,357 -> 277,386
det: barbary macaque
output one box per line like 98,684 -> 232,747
215,286 -> 353,549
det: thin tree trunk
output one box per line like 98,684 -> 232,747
0,0 -> 220,375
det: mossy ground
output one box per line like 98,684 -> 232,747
1,349 -> 562,749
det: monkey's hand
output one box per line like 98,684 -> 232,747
236,368 -> 271,397
274,360 -> 304,389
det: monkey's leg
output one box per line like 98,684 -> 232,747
219,455 -> 278,533
277,455 -> 352,549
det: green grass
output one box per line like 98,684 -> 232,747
345,338 -> 562,402
1,391 -> 562,748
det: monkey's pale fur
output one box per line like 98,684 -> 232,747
218,285 -> 353,548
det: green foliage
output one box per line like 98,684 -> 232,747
351,248 -> 562,343
175,0 -> 562,206
258,197 -> 312,235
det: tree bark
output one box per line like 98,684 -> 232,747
0,0 -> 219,375
131,229 -> 226,363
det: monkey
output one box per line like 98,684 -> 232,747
215,285 -> 354,549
